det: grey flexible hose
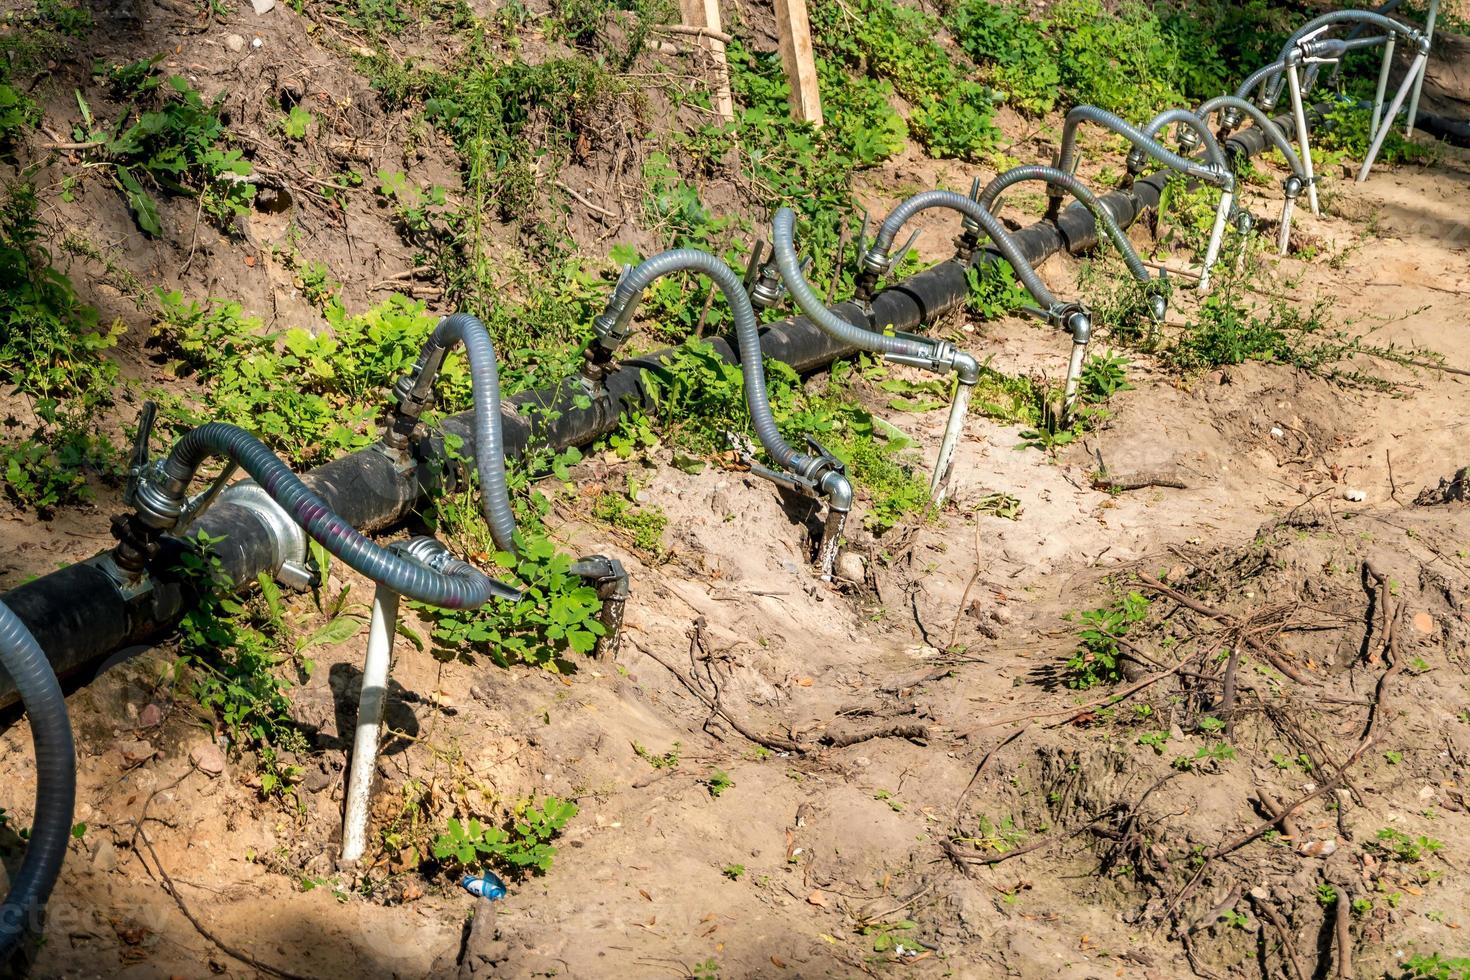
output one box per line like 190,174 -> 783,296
769,209 -> 936,360
601,248 -> 808,473
1261,9 -> 1423,106
858,194 -> 1058,309
977,166 -> 1153,285
1056,106 -> 1230,188
1235,59 -> 1289,104
158,423 -> 502,609
1140,109 -> 1231,171
1196,96 -> 1308,179
408,313 -> 517,555
0,601 -> 75,957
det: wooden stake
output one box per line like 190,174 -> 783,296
773,0 -> 823,126
678,0 -> 734,122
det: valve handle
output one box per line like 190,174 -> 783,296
123,401 -> 158,509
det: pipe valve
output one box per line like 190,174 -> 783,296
1176,124 -> 1202,154
590,265 -> 639,357
1144,280 -> 1169,323
745,241 -> 789,310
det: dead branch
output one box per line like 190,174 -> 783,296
1136,573 -> 1313,684
631,633 -> 926,754
1249,893 -> 1307,980
1334,885 -> 1353,979
132,783 -> 310,980
822,724 -> 929,748
943,811 -> 1115,870
1091,474 -> 1190,492
953,724 -> 1031,822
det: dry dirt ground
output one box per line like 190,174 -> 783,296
3,1 -> 1470,979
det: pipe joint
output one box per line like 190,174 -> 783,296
1049,303 -> 1093,344
748,258 -> 788,310
391,536 -> 521,602
819,469 -> 854,513
884,335 -> 964,377
1283,174 -> 1305,200
1176,125 -> 1202,154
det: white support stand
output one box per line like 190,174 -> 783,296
340,582 -> 400,865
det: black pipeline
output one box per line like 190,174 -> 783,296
0,107 -> 1322,706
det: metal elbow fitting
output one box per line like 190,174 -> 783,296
1234,209 -> 1256,235
1283,175 -> 1305,200
819,469 -> 854,513
951,350 -> 980,386
1052,304 -> 1092,344
1220,105 -> 1243,132
1177,125 -> 1202,155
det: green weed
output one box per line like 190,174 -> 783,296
431,796 -> 577,876
76,60 -> 254,234
1065,591 -> 1150,689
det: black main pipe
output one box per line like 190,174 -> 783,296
0,108 -> 1324,705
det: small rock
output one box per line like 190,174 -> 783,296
137,703 -> 163,729
834,551 -> 865,584
709,489 -> 731,516
92,839 -> 117,872
1343,488 -> 1367,502
251,0 -> 275,13
114,740 -> 155,768
1297,838 -> 1338,858
1412,611 -> 1435,635
1249,886 -> 1270,901
989,606 -> 1012,625
1418,785 -> 1436,802
250,36 -> 263,48
303,768 -> 333,794
189,742 -> 226,777
224,33 -> 246,52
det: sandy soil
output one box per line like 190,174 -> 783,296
2,0 -> 1470,978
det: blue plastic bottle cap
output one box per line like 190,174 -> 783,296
461,872 -> 508,900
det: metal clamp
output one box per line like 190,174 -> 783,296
217,481 -> 319,591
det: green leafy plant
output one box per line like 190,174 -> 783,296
633,742 -> 681,769
1402,953 -> 1470,980
0,183 -> 122,512
431,796 -> 578,876
280,105 -> 313,141
76,63 -> 255,234
965,259 -> 1032,319
721,863 -> 744,880
1065,591 -> 1150,689
706,770 -> 733,798
1370,828 -> 1444,864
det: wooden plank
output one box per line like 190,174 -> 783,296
678,0 -> 734,122
773,0 -> 823,126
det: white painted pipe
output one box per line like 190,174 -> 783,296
340,582 -> 400,865
1198,190 -> 1233,293
929,381 -> 973,507
1287,63 -> 1320,215
1360,51 -> 1428,183
1061,339 -> 1089,421
1372,35 -> 1396,144
1278,196 -> 1296,256
1406,0 -> 1438,137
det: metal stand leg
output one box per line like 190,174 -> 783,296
1288,64 -> 1319,216
1360,53 -> 1428,183
1406,0 -> 1438,137
1198,191 -> 1233,292
929,381 -> 973,507
1061,338 -> 1089,422
1372,35 -> 1396,144
1278,196 -> 1296,256
816,507 -> 847,582
341,582 -> 399,865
